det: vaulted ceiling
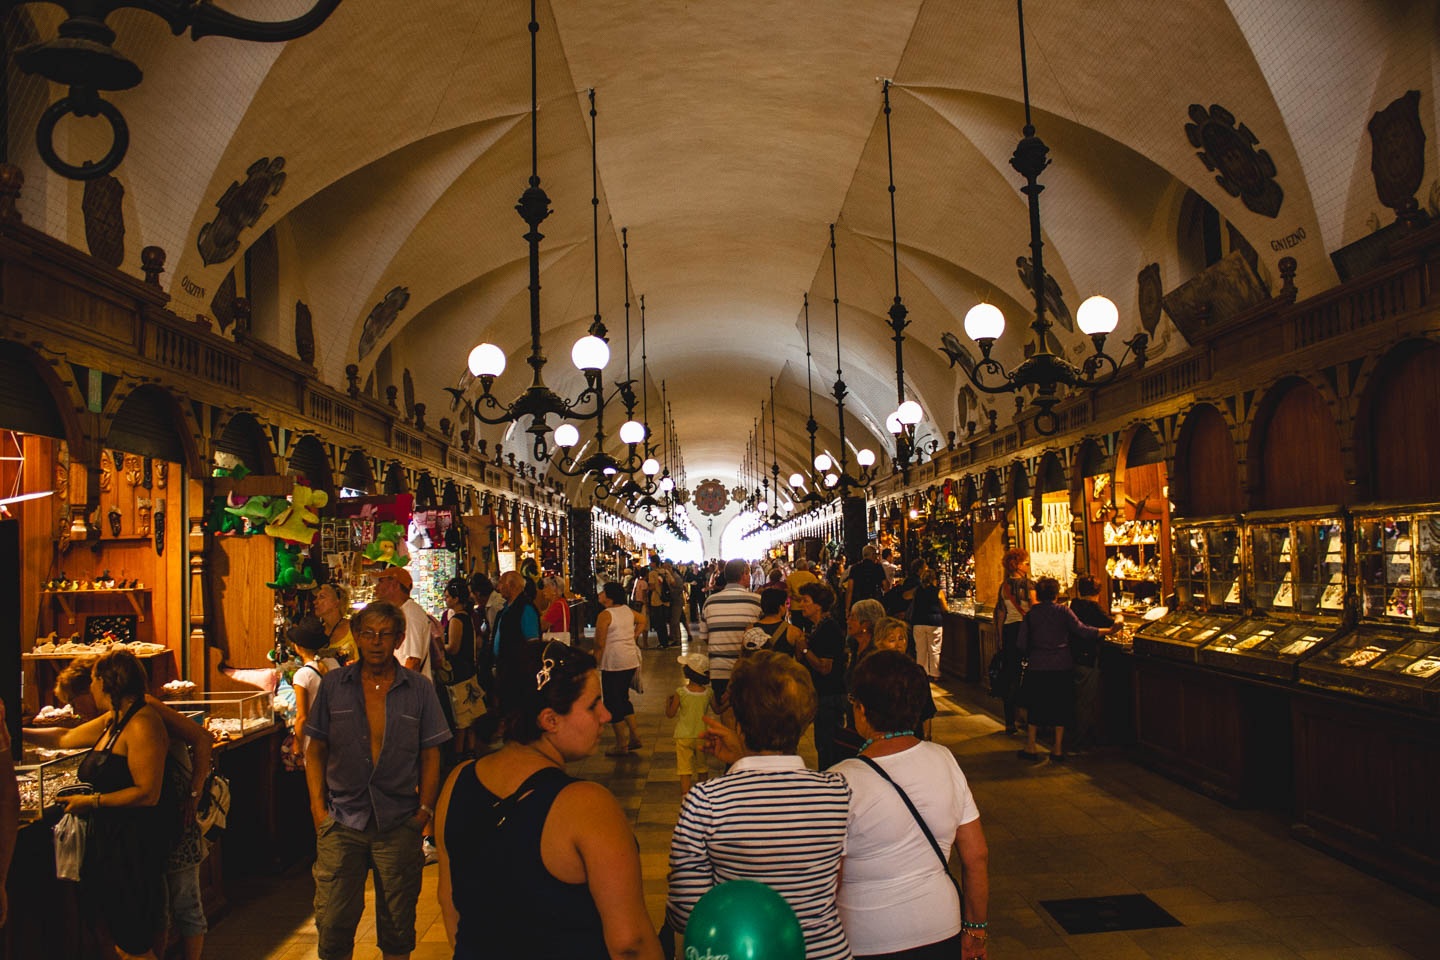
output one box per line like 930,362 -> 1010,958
9,0 -> 1439,502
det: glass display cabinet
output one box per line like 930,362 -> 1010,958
166,689 -> 275,743
1135,516 -> 1246,662
1297,504 -> 1440,712
15,750 -> 85,821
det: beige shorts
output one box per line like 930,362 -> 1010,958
675,737 -> 706,775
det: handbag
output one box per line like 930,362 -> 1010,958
52,810 -> 89,881
445,674 -> 488,728
855,756 -> 963,904
195,771 -> 232,840
629,669 -> 645,694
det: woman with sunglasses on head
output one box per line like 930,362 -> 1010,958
434,640 -> 661,960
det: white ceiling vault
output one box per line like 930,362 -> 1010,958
9,0 -> 1439,499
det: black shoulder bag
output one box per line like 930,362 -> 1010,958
855,755 -> 963,904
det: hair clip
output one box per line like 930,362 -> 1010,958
535,640 -> 563,691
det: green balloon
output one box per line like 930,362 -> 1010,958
683,880 -> 805,960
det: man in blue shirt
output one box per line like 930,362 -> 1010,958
492,570 -> 541,678
304,601 -> 451,960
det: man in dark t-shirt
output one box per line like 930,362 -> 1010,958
794,581 -> 849,770
844,544 -> 887,611
1068,576 -> 1115,749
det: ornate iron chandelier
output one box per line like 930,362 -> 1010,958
12,0 -> 341,180
944,0 -> 1147,436
466,1 -> 611,462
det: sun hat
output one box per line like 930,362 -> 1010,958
677,652 -> 710,674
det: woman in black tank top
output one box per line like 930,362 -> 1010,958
435,640 -> 662,960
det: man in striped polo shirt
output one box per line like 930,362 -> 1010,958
698,558 -> 762,707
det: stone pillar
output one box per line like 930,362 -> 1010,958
569,507 -> 594,599
842,495 -> 868,563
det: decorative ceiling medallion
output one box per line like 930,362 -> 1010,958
358,286 -> 410,361
197,156 -> 286,265
731,484 -> 748,504
694,479 -> 728,516
1137,263 -> 1162,334
1185,104 -> 1282,218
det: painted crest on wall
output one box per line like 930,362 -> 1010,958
197,156 -> 287,265
358,286 -> 410,361
81,174 -> 125,267
295,301 -> 316,365
694,479 -> 729,516
1137,263 -> 1163,334
1185,104 -> 1283,218
1368,90 -> 1428,225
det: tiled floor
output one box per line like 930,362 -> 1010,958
205,630 -> 1439,959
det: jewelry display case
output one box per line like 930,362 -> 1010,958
1134,516 -> 1245,662
1298,627 -> 1440,711
15,750 -> 85,821
1199,616 -> 1346,679
165,690 -> 275,743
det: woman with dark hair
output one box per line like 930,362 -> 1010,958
436,640 -> 661,960
1067,576 -> 1113,750
995,548 -> 1036,734
753,587 -> 803,656
594,580 -> 647,756
669,651 -> 851,960
793,581 -> 848,770
835,651 -> 990,959
1016,577 -> 1120,762
49,649 -> 175,960
909,561 -> 949,680
443,577 -> 481,752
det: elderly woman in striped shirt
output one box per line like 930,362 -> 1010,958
666,651 -> 853,960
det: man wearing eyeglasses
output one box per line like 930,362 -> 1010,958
304,601 -> 452,960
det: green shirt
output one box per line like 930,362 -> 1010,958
673,686 -> 713,739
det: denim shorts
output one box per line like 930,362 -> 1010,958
163,864 -> 209,937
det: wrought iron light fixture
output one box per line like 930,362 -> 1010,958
789,292 -> 832,508
821,223 -> 879,494
466,1 -> 609,462
12,0 -> 341,180
944,0 -> 1147,436
877,80 -> 927,481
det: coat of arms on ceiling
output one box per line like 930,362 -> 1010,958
1185,104 -> 1282,218
197,156 -> 286,265
1016,256 -> 1072,331
1368,90 -> 1428,227
694,479 -> 729,517
358,286 -> 410,361
731,484 -> 748,504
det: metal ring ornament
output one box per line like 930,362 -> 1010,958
35,91 -> 129,180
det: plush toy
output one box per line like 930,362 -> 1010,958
267,541 -> 315,590
265,485 -> 329,544
211,464 -> 251,481
224,495 -> 287,536
362,521 -> 410,567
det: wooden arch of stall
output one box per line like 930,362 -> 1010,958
213,411 -> 276,476
287,434 -> 334,498
340,448 -> 373,494
383,460 -> 410,495
1,341 -> 89,735
1357,339 -> 1440,502
1246,378 -> 1347,509
1173,403 -> 1242,517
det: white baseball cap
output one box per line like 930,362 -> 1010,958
677,652 -> 710,674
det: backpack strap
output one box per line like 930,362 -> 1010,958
854,755 -> 962,901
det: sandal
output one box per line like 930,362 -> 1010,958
628,739 -> 644,752
1016,750 -> 1041,763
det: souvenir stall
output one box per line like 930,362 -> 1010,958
1016,453 -> 1077,592
407,505 -> 461,619
971,468 -> 1011,687
1082,425 -> 1172,625
925,480 -> 979,679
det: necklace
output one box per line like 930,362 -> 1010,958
859,729 -> 916,754
362,668 -> 395,691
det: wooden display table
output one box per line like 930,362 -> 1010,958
939,610 -> 979,681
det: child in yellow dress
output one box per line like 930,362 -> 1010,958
666,652 -> 714,795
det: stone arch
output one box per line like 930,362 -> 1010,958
1173,401 -> 1243,517
1245,377 -> 1348,509
212,411 -> 278,475
1352,336 -> 1440,502
101,382 -> 204,476
0,339 -> 86,453
339,448 -> 373,494
286,433 -> 333,496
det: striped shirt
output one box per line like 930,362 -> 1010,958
698,583 -> 762,680
666,755 -> 853,960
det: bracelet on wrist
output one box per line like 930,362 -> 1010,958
962,928 -> 988,941
961,920 -> 988,930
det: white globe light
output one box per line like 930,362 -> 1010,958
814,453 -> 833,471
602,465 -> 617,476
618,420 -> 646,445
1076,294 -> 1119,335
789,472 -> 806,488
885,412 -> 903,434
641,458 -> 660,476
467,342 -> 506,378
825,473 -> 839,488
964,302 -> 1005,342
659,476 -> 675,492
553,424 -> 580,447
570,335 -> 610,371
897,400 -> 923,425
856,448 -> 876,467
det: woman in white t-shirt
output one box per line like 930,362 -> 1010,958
833,650 -> 990,959
594,581 -> 647,756
289,617 -> 341,760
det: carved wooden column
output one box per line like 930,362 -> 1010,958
188,473 -> 209,688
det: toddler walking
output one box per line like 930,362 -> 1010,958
666,652 -> 714,794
